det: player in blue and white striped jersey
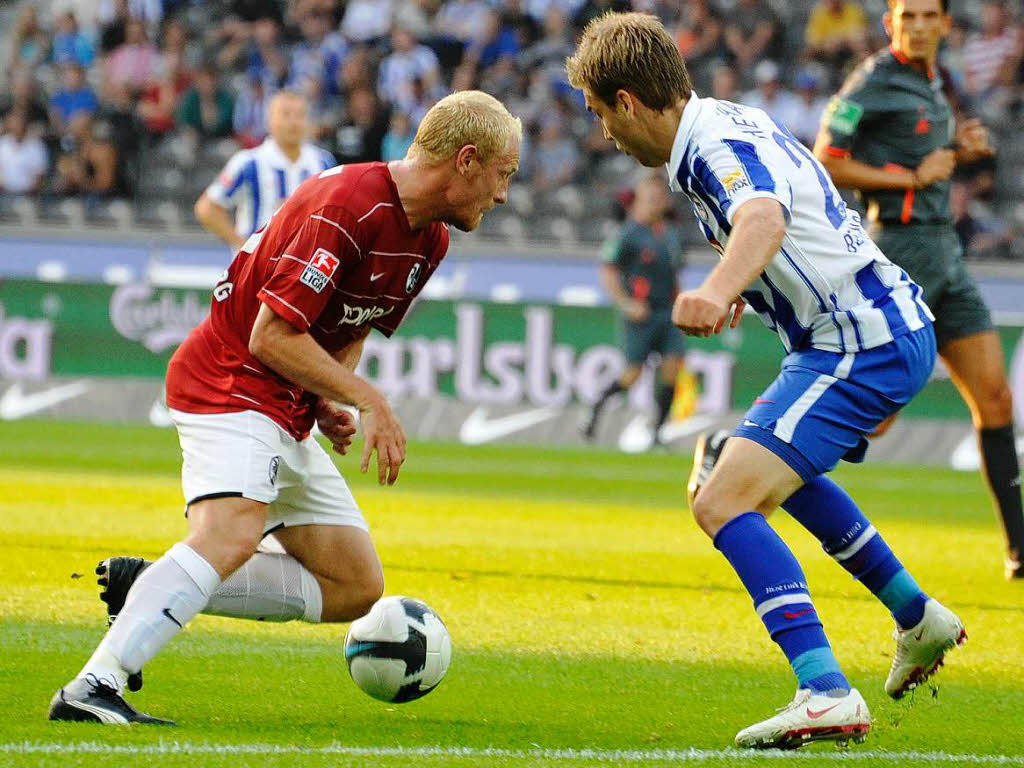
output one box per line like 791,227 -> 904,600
194,90 -> 336,252
568,12 -> 965,750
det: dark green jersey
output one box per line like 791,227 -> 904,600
820,47 -> 955,226
602,219 -> 685,311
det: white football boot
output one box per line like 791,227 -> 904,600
885,598 -> 966,699
735,688 -> 870,749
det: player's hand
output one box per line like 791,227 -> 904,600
912,148 -> 956,188
956,118 -> 995,163
623,299 -> 649,322
672,289 -> 730,337
315,399 -> 358,455
359,396 -> 406,486
714,296 -> 746,334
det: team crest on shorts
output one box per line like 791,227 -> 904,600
300,248 -> 340,293
405,263 -> 421,294
269,456 -> 281,486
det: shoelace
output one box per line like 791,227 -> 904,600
84,672 -> 121,698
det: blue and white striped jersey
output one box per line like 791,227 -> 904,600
205,138 -> 337,238
667,94 -> 934,354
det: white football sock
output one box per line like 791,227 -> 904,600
78,542 -> 220,692
203,550 -> 323,623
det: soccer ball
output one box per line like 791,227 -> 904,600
344,595 -> 452,702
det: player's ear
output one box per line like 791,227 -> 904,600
615,89 -> 634,117
882,11 -> 893,38
455,144 -> 480,177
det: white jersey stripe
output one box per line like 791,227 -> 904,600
774,374 -> 836,443
755,593 -> 812,618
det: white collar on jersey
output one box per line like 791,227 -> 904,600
666,92 -> 704,192
261,137 -> 310,169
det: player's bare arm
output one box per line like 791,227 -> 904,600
249,303 -> 406,485
599,263 -> 648,322
814,134 -> 954,191
671,199 -> 779,337
195,191 -> 247,251
315,326 -> 372,456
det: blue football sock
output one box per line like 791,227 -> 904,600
782,475 -> 928,629
714,511 -> 850,693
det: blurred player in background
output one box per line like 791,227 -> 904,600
569,12 -> 964,749
813,0 -> 1024,580
583,171 -> 686,446
194,90 -> 336,252
49,91 -> 521,724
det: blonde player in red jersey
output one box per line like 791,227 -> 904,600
49,91 -> 521,724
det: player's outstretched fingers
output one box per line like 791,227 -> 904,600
361,433 -> 375,474
386,443 -> 405,485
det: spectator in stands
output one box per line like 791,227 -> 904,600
331,86 -> 388,163
6,6 -> 50,75
962,2 -> 1021,107
463,8 -> 521,71
178,65 -> 235,140
574,0 -> 632,33
233,71 -> 272,146
520,6 -> 574,77
287,10 -> 348,94
100,0 -> 132,54
161,16 -> 202,72
0,72 -> 50,130
55,115 -> 120,199
952,179 -> 1014,260
393,0 -> 434,41
377,26 -> 443,114
804,0 -> 869,71
0,111 -> 48,195
743,60 -> 803,135
672,0 -> 724,90
342,0 -> 395,45
50,64 -> 101,132
138,52 -> 192,137
298,75 -> 341,141
434,0 -> 493,58
381,111 -> 416,160
106,18 -> 162,92
531,113 -> 580,194
789,66 -> 829,147
524,0 -> 586,26
337,46 -> 375,94
722,0 -> 783,80
710,62 -> 741,102
52,11 -> 97,69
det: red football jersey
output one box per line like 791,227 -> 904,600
165,162 -> 449,439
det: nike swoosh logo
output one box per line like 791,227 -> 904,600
754,399 -> 774,404
0,380 -> 92,420
370,272 -> 386,281
162,608 -> 183,628
806,703 -> 840,719
742,419 -> 759,427
783,608 -> 813,620
914,628 -> 925,641
459,406 -> 557,445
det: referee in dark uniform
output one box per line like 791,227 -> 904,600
583,172 -> 687,446
814,0 -> 1024,579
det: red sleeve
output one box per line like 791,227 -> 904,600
257,207 -> 363,331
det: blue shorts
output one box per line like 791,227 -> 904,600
733,325 -> 937,481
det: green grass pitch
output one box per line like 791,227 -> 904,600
1,419 -> 1023,767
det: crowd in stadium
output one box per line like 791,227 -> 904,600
0,0 -> 1022,256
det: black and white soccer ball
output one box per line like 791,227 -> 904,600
344,595 -> 451,702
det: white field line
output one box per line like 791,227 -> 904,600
2,743 -> 1023,764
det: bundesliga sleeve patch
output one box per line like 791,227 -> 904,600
299,248 -> 340,293
720,169 -> 750,196
826,97 -> 864,136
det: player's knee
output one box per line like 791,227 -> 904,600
691,490 -> 728,538
978,381 -> 1014,426
351,569 -> 385,618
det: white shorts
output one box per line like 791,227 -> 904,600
169,408 -> 367,535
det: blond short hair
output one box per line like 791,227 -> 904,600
411,90 -> 522,164
566,12 -> 692,111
